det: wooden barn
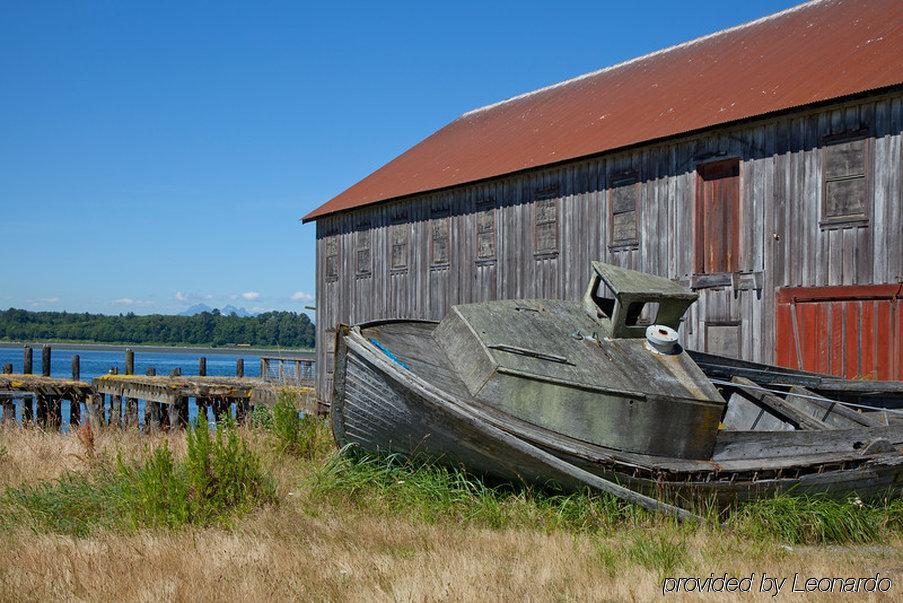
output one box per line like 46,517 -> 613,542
303,0 -> 903,405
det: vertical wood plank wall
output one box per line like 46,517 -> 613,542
314,93 -> 903,401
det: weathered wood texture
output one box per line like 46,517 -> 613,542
91,375 -> 317,415
0,374 -> 93,399
314,93 -> 903,401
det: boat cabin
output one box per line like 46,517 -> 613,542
584,261 -> 698,339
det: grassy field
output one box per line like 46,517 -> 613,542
1,400 -> 901,601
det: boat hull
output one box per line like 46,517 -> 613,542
332,321 -> 903,505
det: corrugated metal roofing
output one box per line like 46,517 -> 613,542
304,0 -> 903,222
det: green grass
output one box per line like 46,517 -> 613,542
307,450 -> 903,546
729,494 -> 903,544
307,451 -> 654,532
1,414 -> 275,535
1,471 -> 126,536
624,531 -> 690,579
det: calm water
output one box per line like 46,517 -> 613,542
0,346 -> 265,429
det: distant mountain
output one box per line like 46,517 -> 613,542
178,303 -> 255,317
221,305 -> 254,317
179,304 -> 213,316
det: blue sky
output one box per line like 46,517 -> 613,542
1,0 -> 799,317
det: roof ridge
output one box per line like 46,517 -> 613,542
461,0 -> 826,118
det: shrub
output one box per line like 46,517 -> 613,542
250,405 -> 272,429
181,412 -> 276,525
269,391 -> 332,459
122,443 -> 189,528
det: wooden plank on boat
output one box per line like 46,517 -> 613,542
713,424 -> 903,461
786,385 -> 882,428
731,377 -> 831,430
689,350 -> 903,409
722,392 -> 795,431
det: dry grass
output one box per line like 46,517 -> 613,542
0,425 -> 187,487
1,425 -> 901,602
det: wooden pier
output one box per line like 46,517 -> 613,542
0,374 -> 94,427
92,374 -> 315,430
0,345 -> 317,431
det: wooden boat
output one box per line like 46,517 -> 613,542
331,262 -> 903,513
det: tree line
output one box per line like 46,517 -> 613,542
0,308 -> 315,349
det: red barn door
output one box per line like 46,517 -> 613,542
775,285 -> 903,380
695,159 -> 740,275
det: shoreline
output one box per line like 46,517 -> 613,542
0,340 -> 315,358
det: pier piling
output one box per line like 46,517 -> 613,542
124,350 -> 138,427
35,395 -> 48,426
41,345 -> 51,377
109,367 -> 122,427
145,367 -> 161,432
89,393 -> 104,431
70,396 -> 81,427
23,345 -> 32,375
1,396 -> 14,424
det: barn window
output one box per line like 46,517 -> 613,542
533,185 -> 560,256
695,159 -> 740,275
430,208 -> 450,266
325,237 -> 339,281
389,221 -> 409,270
355,223 -> 371,276
609,172 -> 639,247
822,134 -> 868,224
475,198 -> 496,261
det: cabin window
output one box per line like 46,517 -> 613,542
430,209 -> 450,266
592,279 -> 617,319
324,237 -> 339,281
822,134 -> 867,224
533,185 -> 560,256
609,172 -> 639,247
389,221 -> 409,270
355,223 -> 371,276
624,301 -> 660,326
695,159 -> 740,275
475,199 -> 496,261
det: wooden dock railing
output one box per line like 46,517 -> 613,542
259,356 -> 316,384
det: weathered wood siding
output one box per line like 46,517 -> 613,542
315,92 -> 903,400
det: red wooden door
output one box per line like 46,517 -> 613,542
695,160 -> 740,274
775,284 -> 903,380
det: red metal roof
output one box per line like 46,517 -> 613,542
304,0 -> 903,222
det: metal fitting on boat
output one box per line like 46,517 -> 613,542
645,324 -> 680,355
